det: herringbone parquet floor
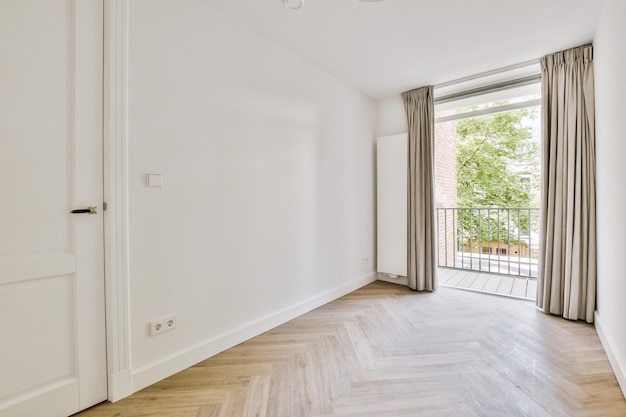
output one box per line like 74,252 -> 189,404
76,281 -> 626,417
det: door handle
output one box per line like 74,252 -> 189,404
71,207 -> 97,214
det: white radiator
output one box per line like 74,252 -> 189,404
376,133 -> 408,277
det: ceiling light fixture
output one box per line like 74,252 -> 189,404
284,0 -> 303,9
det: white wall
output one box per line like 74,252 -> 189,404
593,0 -> 626,397
126,0 -> 376,391
376,95 -> 407,138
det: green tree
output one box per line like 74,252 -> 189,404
456,107 -> 539,208
455,105 -> 540,246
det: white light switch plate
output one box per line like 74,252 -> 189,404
147,173 -> 162,187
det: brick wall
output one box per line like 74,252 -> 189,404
435,120 -> 458,267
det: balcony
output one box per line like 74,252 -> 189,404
436,207 -> 539,300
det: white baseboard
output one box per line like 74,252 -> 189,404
131,272 -> 377,394
108,369 -> 133,403
595,311 -> 626,399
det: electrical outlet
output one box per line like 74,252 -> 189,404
362,257 -> 369,264
164,316 -> 177,330
150,314 -> 178,336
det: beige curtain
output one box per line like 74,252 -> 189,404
538,45 -> 596,323
402,86 -> 437,291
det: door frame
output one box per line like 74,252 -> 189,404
103,0 -> 133,402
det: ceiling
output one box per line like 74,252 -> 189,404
205,0 -> 606,99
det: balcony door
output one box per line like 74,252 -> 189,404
433,73 -> 542,282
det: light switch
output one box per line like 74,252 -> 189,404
147,173 -> 162,187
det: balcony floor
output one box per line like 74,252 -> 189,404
439,267 -> 537,301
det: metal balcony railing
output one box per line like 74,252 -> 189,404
436,208 -> 540,278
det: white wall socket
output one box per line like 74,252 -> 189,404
150,314 -> 177,336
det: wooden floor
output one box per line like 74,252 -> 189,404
76,281 -> 626,417
439,268 -> 537,300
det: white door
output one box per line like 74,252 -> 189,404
0,1 -> 107,416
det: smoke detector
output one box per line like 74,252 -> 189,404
284,0 -> 303,9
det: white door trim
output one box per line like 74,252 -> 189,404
103,0 -> 133,402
